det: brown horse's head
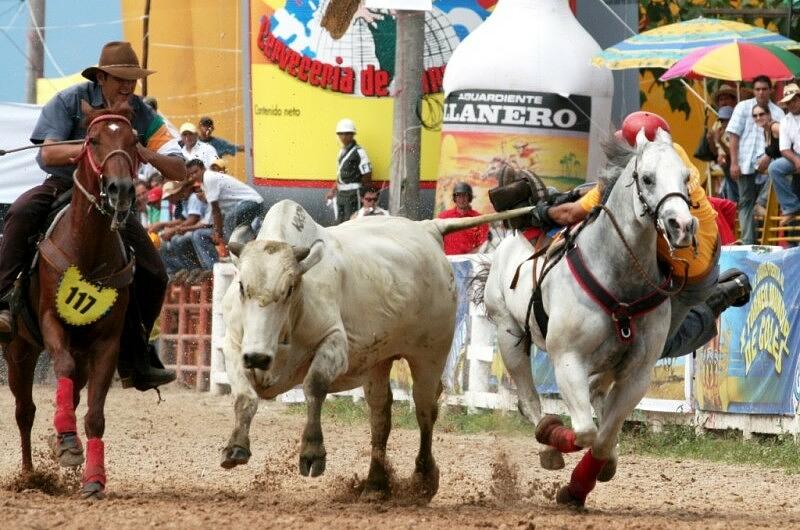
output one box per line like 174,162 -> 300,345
79,99 -> 139,228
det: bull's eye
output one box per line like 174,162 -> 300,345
239,282 -> 245,299
285,285 -> 294,300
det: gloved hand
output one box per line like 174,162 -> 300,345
530,202 -> 553,228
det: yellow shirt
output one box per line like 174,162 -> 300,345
576,143 -> 718,282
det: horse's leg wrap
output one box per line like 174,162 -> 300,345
82,438 -> 106,486
567,449 -> 606,504
535,415 -> 580,453
53,377 -> 77,434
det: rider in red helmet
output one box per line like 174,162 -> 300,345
528,111 -> 750,359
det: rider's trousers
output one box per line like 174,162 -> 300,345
660,263 -> 719,359
0,175 -> 168,369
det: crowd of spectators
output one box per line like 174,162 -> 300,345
702,76 -> 800,246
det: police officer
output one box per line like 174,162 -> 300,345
325,118 -> 373,223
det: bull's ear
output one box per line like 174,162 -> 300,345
294,239 -> 324,275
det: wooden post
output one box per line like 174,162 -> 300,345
142,0 -> 152,97
25,0 -> 45,104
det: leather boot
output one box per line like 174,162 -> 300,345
120,343 -> 176,392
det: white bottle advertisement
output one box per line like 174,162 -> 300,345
435,0 -> 613,214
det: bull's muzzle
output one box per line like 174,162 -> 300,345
243,352 -> 272,370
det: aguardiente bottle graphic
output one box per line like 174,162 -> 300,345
435,0 -> 613,215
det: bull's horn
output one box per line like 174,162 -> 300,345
294,239 -> 324,275
229,241 -> 245,257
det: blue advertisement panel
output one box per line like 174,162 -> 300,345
695,247 -> 800,415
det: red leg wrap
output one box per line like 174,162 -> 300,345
82,438 -> 106,486
549,425 -> 581,453
53,377 -> 77,434
567,449 -> 607,504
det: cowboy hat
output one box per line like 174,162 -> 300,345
781,83 -> 800,104
180,122 -> 198,135
82,41 -> 155,82
712,83 -> 737,103
161,181 -> 183,200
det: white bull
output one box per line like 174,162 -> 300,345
220,199 -> 531,500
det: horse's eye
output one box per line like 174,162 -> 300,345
642,175 -> 654,186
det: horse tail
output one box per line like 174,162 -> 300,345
468,258 -> 493,313
431,206 -> 533,236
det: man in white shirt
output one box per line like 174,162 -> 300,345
350,187 -> 389,219
180,122 -> 218,167
185,159 -> 267,247
767,83 -> 800,216
726,75 -> 784,243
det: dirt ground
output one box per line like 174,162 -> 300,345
1,387 -> 799,530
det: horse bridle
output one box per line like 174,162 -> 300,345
72,114 -> 140,230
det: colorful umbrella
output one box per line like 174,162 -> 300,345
660,41 -> 800,82
593,17 -> 800,70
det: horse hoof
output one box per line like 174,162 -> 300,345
556,485 -> 584,508
299,453 -> 326,477
534,415 -> 564,445
597,459 -> 617,482
49,433 -> 84,468
220,445 -> 251,469
412,464 -> 440,501
539,446 -> 565,470
80,481 -> 106,500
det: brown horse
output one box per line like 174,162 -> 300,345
4,101 -> 138,499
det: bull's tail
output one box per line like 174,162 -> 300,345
432,206 -> 533,236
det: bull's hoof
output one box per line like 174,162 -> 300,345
299,452 -> 326,477
220,445 -> 251,469
556,485 -> 585,508
597,458 -> 617,482
539,446 -> 565,470
534,415 -> 564,445
80,481 -> 106,500
49,432 -> 84,468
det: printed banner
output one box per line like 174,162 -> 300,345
248,0 -> 493,185
435,89 -> 591,214
695,246 -> 799,415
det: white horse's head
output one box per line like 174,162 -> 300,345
632,128 -> 697,249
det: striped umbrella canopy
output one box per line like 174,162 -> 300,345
660,41 -> 800,82
593,17 -> 800,70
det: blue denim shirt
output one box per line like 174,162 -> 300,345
30,81 -> 162,181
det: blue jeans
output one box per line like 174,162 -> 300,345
191,228 -> 218,270
160,233 -> 199,275
660,263 -> 720,359
223,201 -> 267,241
735,173 -> 758,244
768,157 -> 800,214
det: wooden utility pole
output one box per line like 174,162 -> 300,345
388,9 -> 425,219
25,0 -> 46,104
142,0 -> 152,96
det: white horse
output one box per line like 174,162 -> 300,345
480,129 -> 697,507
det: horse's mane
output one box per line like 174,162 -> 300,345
81,99 -> 134,128
597,137 -> 636,188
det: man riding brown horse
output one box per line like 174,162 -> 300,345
0,41 -> 185,390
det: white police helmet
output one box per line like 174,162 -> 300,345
335,118 -> 356,134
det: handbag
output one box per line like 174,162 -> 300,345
693,129 -> 716,162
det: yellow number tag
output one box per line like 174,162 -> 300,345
56,266 -> 119,326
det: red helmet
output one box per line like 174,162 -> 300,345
619,111 -> 671,147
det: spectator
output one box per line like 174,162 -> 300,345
712,83 -> 738,110
210,158 -> 227,173
180,122 -> 218,167
155,182 -> 208,278
767,83 -> 800,219
438,182 -> 489,255
198,116 -> 244,157
707,105 -> 733,197
148,181 -> 188,233
726,75 -> 784,244
350,187 -> 389,219
325,118 -> 372,223
187,184 -> 219,274
185,159 -> 267,246
135,181 -> 150,227
146,185 -> 163,225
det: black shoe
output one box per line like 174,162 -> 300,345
706,268 -> 752,315
122,344 -> 176,392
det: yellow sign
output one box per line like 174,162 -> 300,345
56,266 -> 118,326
